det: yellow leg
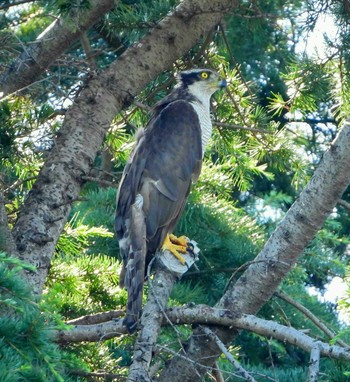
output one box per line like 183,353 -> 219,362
162,234 -> 188,265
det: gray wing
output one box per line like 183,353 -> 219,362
115,99 -> 202,332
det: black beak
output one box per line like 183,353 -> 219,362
219,79 -> 227,88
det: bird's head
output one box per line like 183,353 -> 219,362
176,69 -> 227,99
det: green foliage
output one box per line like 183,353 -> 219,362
44,252 -> 123,318
108,0 -> 177,42
0,253 -> 79,382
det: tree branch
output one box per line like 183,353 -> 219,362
127,260 -> 178,382
158,121 -> 350,381
338,198 -> 350,212
0,0 -> 115,98
66,309 -> 124,326
274,290 -> 349,347
54,304 -> 350,364
214,121 -> 274,134
202,327 -> 258,382
307,341 -> 321,382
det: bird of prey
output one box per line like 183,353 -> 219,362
115,68 -> 226,332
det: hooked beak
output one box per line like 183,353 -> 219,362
218,78 -> 227,89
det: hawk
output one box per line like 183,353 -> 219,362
115,69 -> 226,332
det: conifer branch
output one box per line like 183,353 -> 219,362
0,0 -> 115,99
274,290 -> 349,348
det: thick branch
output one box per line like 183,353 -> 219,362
54,305 -> 350,363
12,0 -> 239,295
127,262 -> 178,382
0,0 -> 115,98
307,342 -> 321,382
158,122 -> 350,381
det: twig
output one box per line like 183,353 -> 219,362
4,176 -> 38,194
70,369 -> 127,381
212,361 -> 225,382
156,344 -> 229,377
81,175 -> 117,188
214,121 -> 274,134
307,341 -> 321,382
80,32 -> 97,71
66,310 -> 124,326
202,327 -> 258,382
133,101 -> 151,112
338,198 -> 350,212
274,290 -> 349,348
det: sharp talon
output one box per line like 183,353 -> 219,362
162,234 -> 188,265
187,242 -> 194,253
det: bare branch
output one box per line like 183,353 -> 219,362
55,317 -> 126,344
54,304 -> 350,364
66,309 -> 124,326
202,327 -> 258,382
126,260 -> 178,382
338,198 -> 350,212
307,341 -> 321,382
214,121 -> 274,134
275,290 -> 349,347
80,33 -> 97,71
80,175 -> 117,188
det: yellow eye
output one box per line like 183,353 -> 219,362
201,72 -> 209,79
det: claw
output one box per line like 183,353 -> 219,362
162,234 -> 188,264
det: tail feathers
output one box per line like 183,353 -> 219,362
121,195 -> 146,333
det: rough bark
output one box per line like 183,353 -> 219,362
127,263 -> 178,382
54,305 -> 350,363
0,0 -> 115,98
307,342 -> 321,382
157,122 -> 350,381
11,0 -> 239,295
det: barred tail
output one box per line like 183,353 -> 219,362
121,195 -> 146,333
